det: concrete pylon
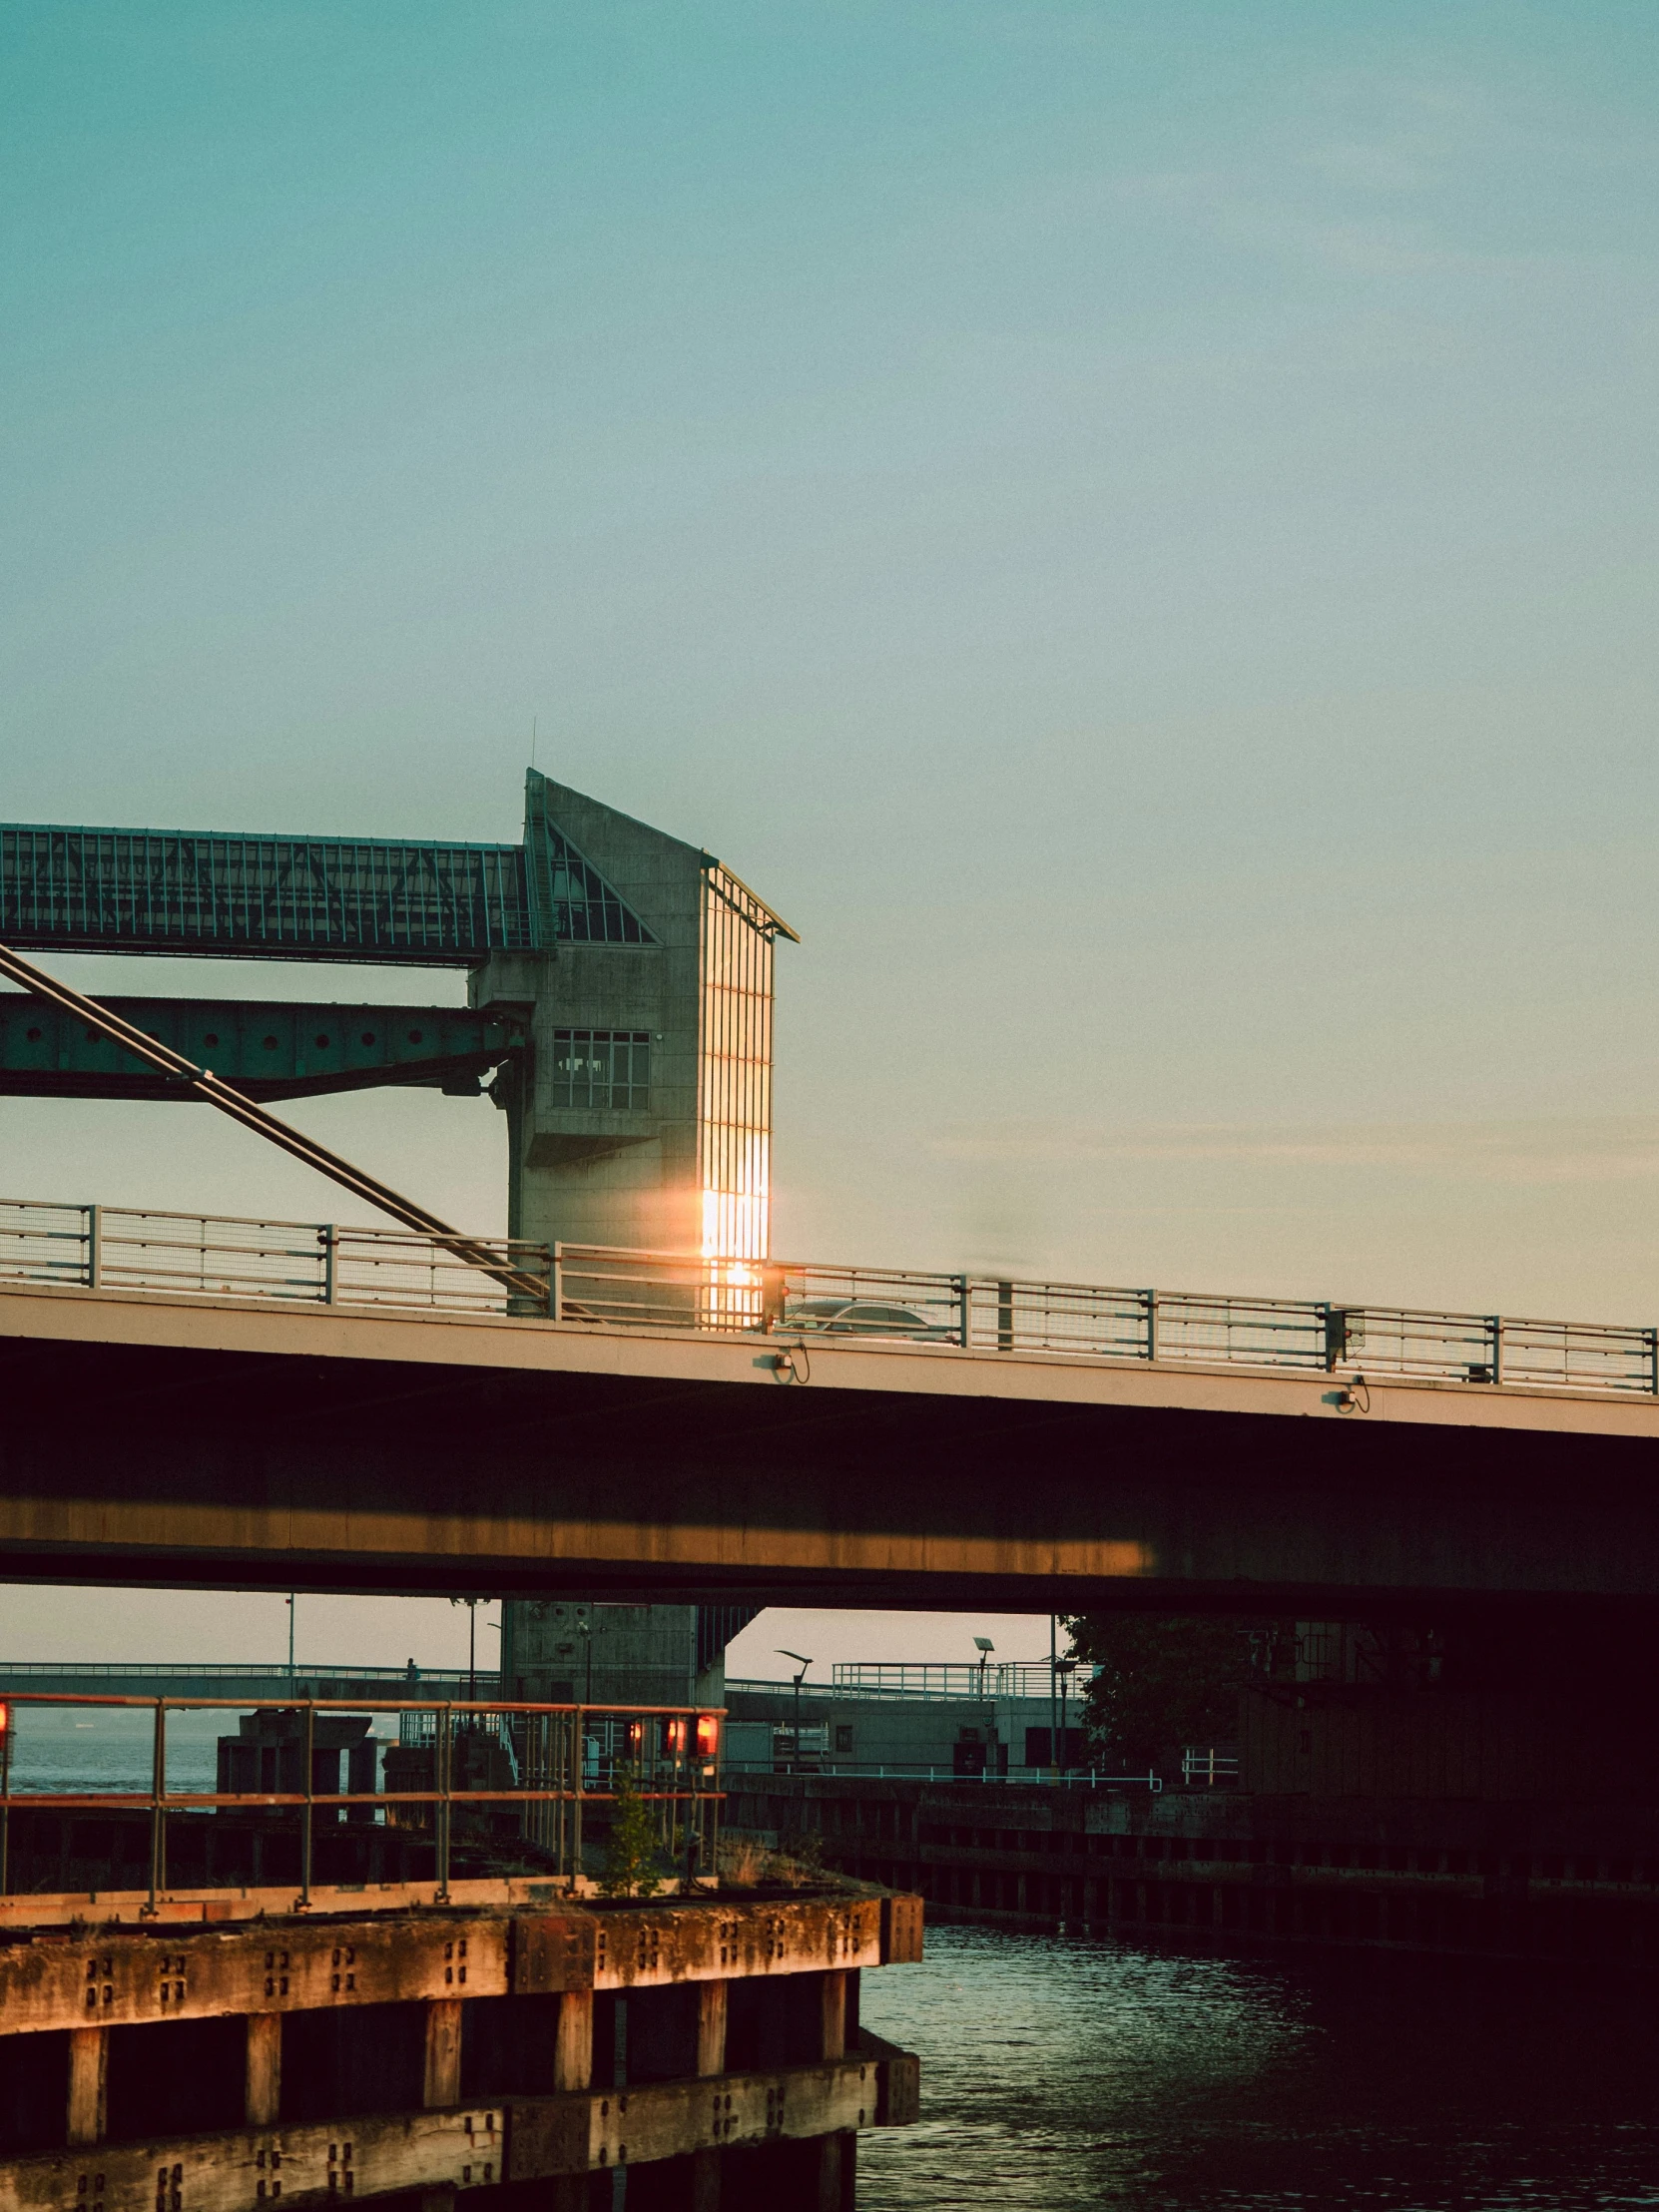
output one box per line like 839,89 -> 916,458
478,777 -> 786,1720
469,772 -> 794,1260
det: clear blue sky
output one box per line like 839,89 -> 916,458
4,3 -> 1658,1666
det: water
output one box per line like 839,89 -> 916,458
857,1925 -> 1659,2210
0,1705 -> 398,1797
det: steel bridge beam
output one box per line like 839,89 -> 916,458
0,995 -> 522,1103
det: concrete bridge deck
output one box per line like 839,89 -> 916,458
3,1256 -> 1658,1614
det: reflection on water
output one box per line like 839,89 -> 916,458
857,1925 -> 1659,2211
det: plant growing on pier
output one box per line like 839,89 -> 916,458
600,1764 -> 663,1899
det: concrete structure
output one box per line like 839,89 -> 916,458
723,1680 -> 1078,1780
9,1273 -> 1659,1611
470,776 -> 794,1263
501,1603 -> 749,1713
0,1876 -> 923,2207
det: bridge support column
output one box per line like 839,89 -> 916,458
697,1981 -> 728,2076
245,2012 -> 281,2127
554,1988 -> 595,2091
819,1971 -> 846,2063
423,1998 -> 463,2108
66,2027 -> 107,2147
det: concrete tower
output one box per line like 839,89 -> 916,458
470,772 -> 796,1260
481,776 -> 791,1701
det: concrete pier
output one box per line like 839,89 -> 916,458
0,1881 -> 922,2206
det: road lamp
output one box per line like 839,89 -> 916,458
974,1636 -> 996,1777
778,1650 -> 814,1774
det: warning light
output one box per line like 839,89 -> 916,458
626,1720 -> 644,1755
664,1718 -> 688,1755
695,1714 -> 720,1759
0,1703 -> 9,1734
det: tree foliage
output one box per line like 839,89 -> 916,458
599,1764 -> 663,1899
1062,1613 -> 1270,1771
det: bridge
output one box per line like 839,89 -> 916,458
5,773 -> 1659,1626
2,1196 -> 1657,1616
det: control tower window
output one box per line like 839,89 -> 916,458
551,1029 -> 650,1111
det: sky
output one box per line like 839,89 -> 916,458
3,2 -> 1658,1670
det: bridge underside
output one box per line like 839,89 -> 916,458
2,1291 -> 1658,1617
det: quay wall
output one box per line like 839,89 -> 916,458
730,1773 -> 1659,1968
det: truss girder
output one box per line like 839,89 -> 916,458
0,994 -> 521,1103
0,825 -> 534,964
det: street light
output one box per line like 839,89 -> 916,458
973,1636 -> 996,1779
778,1650 -> 814,1775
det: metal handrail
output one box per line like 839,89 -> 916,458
2,1193 -> 1658,1397
0,1692 -> 725,1911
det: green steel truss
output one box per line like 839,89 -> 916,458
0,995 -> 522,1103
0,777 -> 656,965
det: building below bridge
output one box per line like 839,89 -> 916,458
723,1667 -> 1091,1780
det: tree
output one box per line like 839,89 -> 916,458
1062,1613 -> 1279,1772
600,1764 -> 663,1899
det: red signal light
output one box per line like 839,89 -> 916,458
0,1702 -> 8,1734
695,1714 -> 719,1759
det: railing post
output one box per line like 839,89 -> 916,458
549,1242 -> 562,1323
571,1705 -> 584,1893
1490,1316 -> 1503,1386
299,1704 -> 315,1907
85,1205 -> 102,1290
955,1275 -> 970,1349
436,1703 -> 453,1901
0,1699 -> 10,1898
320,1226 -> 337,1306
996,1282 -> 1014,1352
1649,1330 -> 1658,1396
147,1701 -> 166,1913
1145,1290 -> 1158,1363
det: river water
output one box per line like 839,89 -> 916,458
856,1924 -> 1659,2211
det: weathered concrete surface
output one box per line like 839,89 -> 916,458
0,1895 -> 911,2036
5,1280 -> 1659,1610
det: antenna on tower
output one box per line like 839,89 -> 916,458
531,715 -> 538,770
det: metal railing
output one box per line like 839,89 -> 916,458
0,1662 -> 499,1686
827,1663 -> 1071,1700
723,1758 -> 1161,1790
0,1693 -> 723,1911
4,1194 -> 1658,1398
1180,1747 -> 1241,1788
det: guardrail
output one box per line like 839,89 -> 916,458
3,1195 -> 1657,1397
1180,1747 -> 1241,1788
827,1663 -> 1071,1700
724,1759 -> 1162,1790
0,1692 -> 723,1910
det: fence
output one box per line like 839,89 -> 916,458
4,1195 -> 1658,1397
827,1663 -> 1073,1700
723,1757 -> 1162,1790
0,1693 -> 723,1910
1180,1747 -> 1241,1788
